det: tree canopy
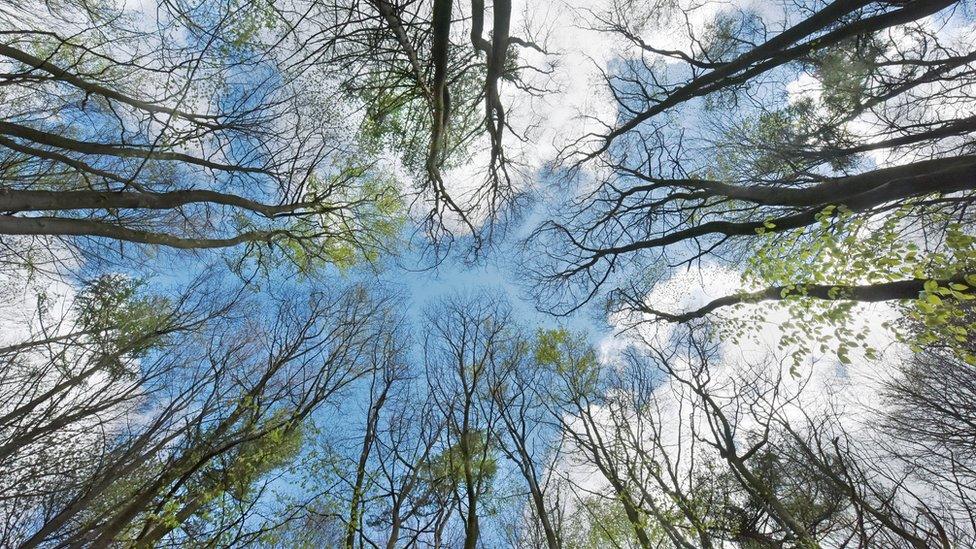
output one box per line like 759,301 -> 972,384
2,0 -> 976,547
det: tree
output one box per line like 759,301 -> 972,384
527,0 -> 976,359
422,294 -> 511,549
341,325 -> 407,549
0,263 -> 398,546
488,328 -> 566,549
230,0 -> 550,249
0,0 -> 400,269
520,319 -> 976,548
878,312 -> 976,544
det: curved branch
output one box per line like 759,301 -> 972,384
0,135 -> 129,183
581,154 -> 976,263
617,155 -> 976,208
0,215 -> 287,249
0,43 -> 217,123
369,0 -> 434,99
635,273 -> 974,323
0,189 -> 321,218
586,0 -> 953,160
0,121 -> 269,175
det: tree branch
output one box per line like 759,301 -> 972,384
0,215 -> 287,249
631,273 -> 974,323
